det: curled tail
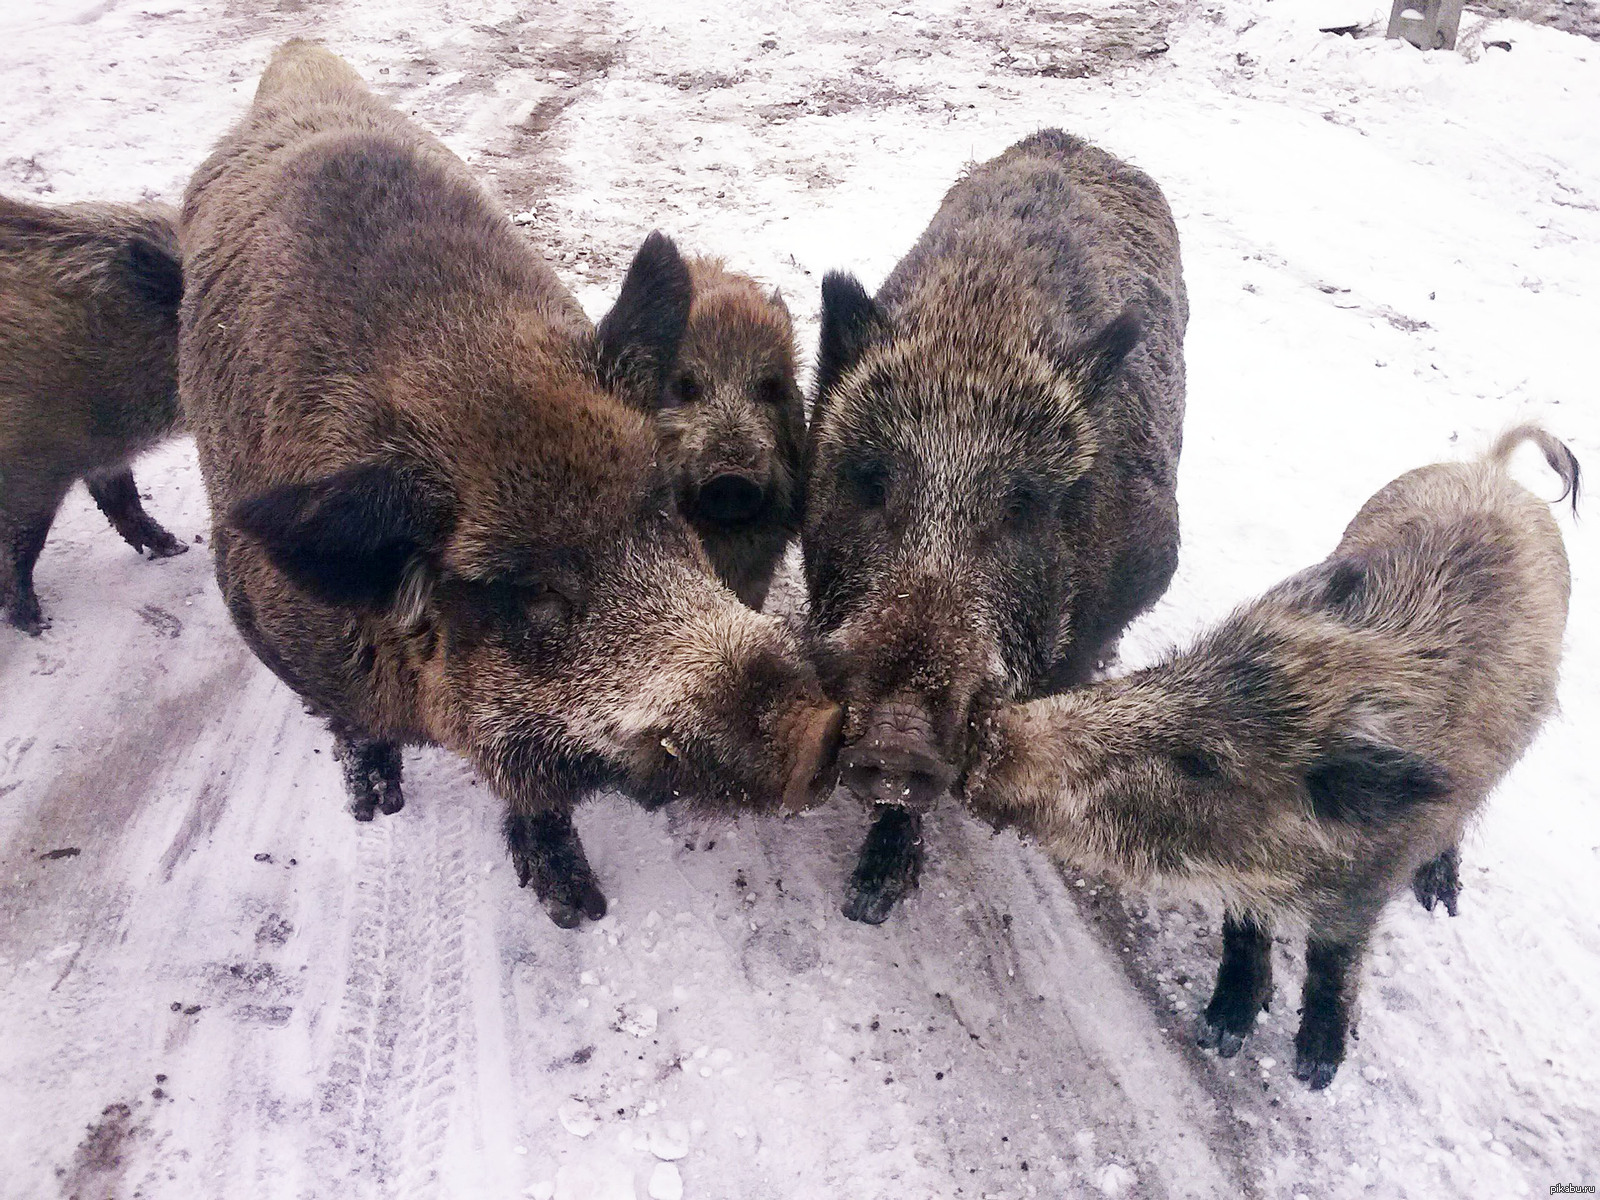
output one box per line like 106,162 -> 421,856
1487,424 -> 1581,515
254,39 -> 368,105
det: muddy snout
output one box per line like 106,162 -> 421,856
689,470 -> 768,527
839,701 -> 958,812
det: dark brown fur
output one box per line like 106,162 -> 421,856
634,257 -> 804,609
0,197 -> 187,633
803,129 -> 1187,921
180,42 -> 841,928
964,427 -> 1577,1087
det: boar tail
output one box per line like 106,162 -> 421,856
255,39 -> 369,105
1486,424 -> 1581,516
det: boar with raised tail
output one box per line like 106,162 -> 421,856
804,130 -> 1187,922
640,258 -> 805,610
181,41 -> 842,928
1,197 -> 188,634
963,427 -> 1578,1088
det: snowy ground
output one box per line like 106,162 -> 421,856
2,0 -> 1598,1197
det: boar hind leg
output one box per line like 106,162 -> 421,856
86,467 -> 188,558
1198,911 -> 1273,1057
1411,844 -> 1461,916
506,808 -> 607,929
843,806 -> 923,925
333,731 -> 405,821
1294,932 -> 1369,1090
2,478 -> 71,635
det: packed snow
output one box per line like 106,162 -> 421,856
1,0 -> 1596,1197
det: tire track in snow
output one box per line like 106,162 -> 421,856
313,796 -> 475,1200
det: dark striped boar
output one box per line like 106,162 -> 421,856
964,428 -> 1578,1087
803,130 -> 1187,921
639,257 -> 803,610
181,41 -> 842,928
1,197 -> 187,634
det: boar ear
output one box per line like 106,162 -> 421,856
230,462 -> 446,609
1304,739 -> 1451,824
768,285 -> 789,314
596,230 -> 692,405
1059,305 -> 1142,406
122,233 -> 184,311
815,271 -> 888,411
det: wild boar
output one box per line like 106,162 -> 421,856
635,257 -> 804,610
1,196 -> 187,634
803,129 -> 1187,921
963,427 -> 1578,1088
181,40 -> 842,928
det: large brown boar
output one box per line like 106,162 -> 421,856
181,41 -> 841,928
638,257 -> 804,610
1,197 -> 187,634
963,427 -> 1578,1088
804,130 -> 1187,922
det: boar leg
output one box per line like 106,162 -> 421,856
843,806 -> 923,925
1198,911 -> 1273,1057
1411,844 -> 1461,916
333,731 -> 405,821
2,479 -> 71,635
505,807 -> 608,929
85,467 -> 189,558
1293,932 -> 1368,1090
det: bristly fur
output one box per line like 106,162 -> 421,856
1,195 -> 188,633
801,128 -> 1187,922
181,39 -> 841,929
967,427 -> 1577,1087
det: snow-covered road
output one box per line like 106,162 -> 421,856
2,0 -> 1597,1196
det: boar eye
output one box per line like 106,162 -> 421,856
522,582 -> 573,625
755,374 -> 788,405
1172,748 -> 1222,780
844,459 -> 890,509
1004,485 -> 1038,524
665,372 -> 700,409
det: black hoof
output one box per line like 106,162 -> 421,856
843,879 -> 907,925
1196,1021 -> 1246,1058
1293,1014 -> 1350,1091
1411,845 -> 1460,916
843,806 -> 923,925
1293,1056 -> 1340,1091
144,529 -> 190,559
508,810 -> 609,929
338,736 -> 404,821
7,605 -> 46,636
540,877 -> 609,929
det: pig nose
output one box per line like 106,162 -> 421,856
839,701 -> 957,812
694,473 -> 766,525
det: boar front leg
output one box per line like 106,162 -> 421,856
332,730 -> 405,821
506,805 -> 607,929
85,467 -> 189,558
1198,911 -> 1274,1057
1294,931 -> 1369,1090
1411,844 -> 1461,916
843,806 -> 924,924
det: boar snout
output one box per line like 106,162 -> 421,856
780,700 -> 846,811
839,699 -> 958,812
692,471 -> 767,526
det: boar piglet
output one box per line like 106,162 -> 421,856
964,427 -> 1578,1088
804,129 -> 1187,922
181,41 -> 842,928
1,197 -> 187,633
636,257 -> 804,609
